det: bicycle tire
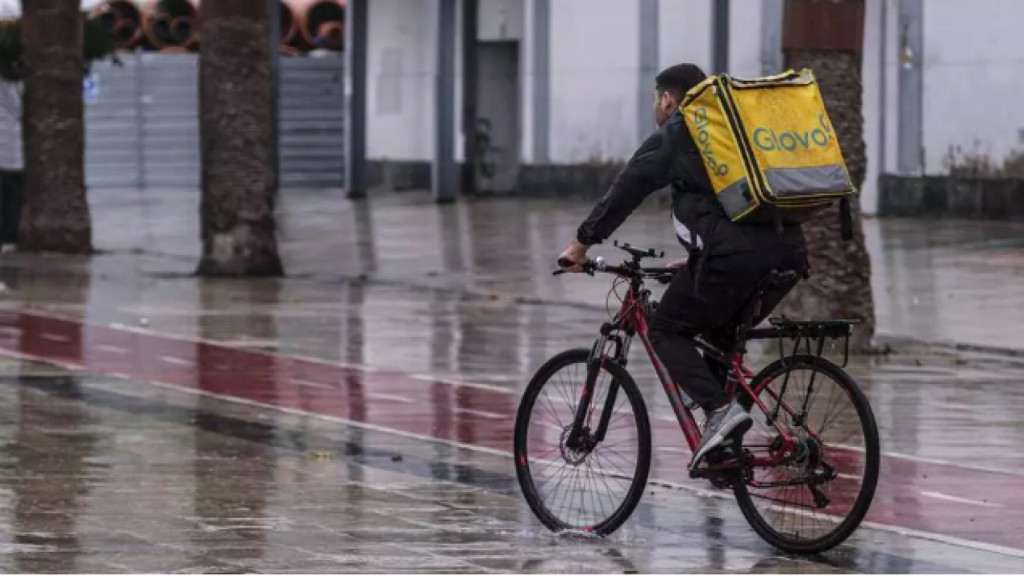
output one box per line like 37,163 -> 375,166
733,355 -> 880,554
514,348 -> 652,536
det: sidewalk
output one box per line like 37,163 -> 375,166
0,188 -> 1021,474
0,189 -> 1024,558
86,188 -> 1024,353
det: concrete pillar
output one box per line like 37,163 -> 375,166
345,0 -> 369,197
461,0 -> 479,195
638,0 -> 658,140
712,0 -> 730,74
760,0 -> 784,74
433,0 -> 458,202
896,0 -> 923,174
531,0 -> 550,163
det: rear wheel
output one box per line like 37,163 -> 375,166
514,348 -> 652,536
733,355 -> 880,554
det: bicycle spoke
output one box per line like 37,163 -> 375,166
743,363 -> 872,545
590,452 -> 630,499
521,356 -> 642,533
538,393 -> 566,429
592,448 -> 634,484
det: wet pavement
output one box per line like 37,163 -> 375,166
83,188 -> 1024,352
0,189 -> 1020,571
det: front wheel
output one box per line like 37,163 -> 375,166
733,355 -> 880,554
514,348 -> 652,536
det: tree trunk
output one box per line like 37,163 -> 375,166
18,0 -> 93,254
776,0 -> 876,352
197,0 -> 283,277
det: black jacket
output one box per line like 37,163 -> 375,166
576,110 -> 806,258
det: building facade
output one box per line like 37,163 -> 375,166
364,0 -> 1024,214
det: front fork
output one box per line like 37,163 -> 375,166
566,326 -> 632,451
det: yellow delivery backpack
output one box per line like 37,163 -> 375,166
680,69 -> 856,231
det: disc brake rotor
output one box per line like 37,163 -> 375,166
559,426 -> 590,466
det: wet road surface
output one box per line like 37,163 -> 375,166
0,315 -> 1021,573
0,190 -> 1020,571
89,189 -> 1024,352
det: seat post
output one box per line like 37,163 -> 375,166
732,269 -> 799,355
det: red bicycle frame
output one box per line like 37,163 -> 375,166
605,276 -> 800,473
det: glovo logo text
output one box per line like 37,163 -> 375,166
753,112 -> 833,153
692,108 -> 728,177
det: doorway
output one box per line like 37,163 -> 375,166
475,41 -> 520,193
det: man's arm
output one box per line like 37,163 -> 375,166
575,127 -> 675,247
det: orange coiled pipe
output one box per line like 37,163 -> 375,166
277,1 -> 300,48
287,0 -> 345,51
88,0 -> 145,50
142,0 -> 199,50
154,1 -> 298,53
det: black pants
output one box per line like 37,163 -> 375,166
0,169 -> 22,245
649,248 -> 804,411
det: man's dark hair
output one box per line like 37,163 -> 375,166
655,63 -> 708,101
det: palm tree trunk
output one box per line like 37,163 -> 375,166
197,0 -> 283,277
18,0 -> 93,254
776,0 -> 876,352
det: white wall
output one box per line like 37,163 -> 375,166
860,0 -> 888,214
479,0 -> 524,41
364,0 -> 928,203
658,0 -> 765,77
366,0 -> 439,161
658,0 -> 712,73
728,0 -> 764,77
534,0 -> 768,164
860,0 -> 1024,192
520,0 -> 537,162
367,0 -> 525,164
548,0 -> 639,163
365,0 -> 768,166
921,0 -> 1024,174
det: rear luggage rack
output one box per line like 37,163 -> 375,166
746,318 -> 861,368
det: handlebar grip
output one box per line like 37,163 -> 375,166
557,257 -> 577,269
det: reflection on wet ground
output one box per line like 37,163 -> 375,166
0,360 -> 1019,573
87,189 -> 1024,351
0,189 -> 1017,571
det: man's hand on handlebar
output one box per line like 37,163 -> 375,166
552,240 -> 678,280
557,240 -> 590,273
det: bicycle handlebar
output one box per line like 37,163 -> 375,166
553,256 -> 677,284
555,241 -> 673,278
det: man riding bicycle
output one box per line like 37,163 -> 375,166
557,63 -> 808,469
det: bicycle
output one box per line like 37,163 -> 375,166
514,242 -> 880,554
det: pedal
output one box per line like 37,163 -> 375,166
687,444 -> 739,480
697,449 -> 742,487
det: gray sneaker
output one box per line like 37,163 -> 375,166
689,400 -> 752,470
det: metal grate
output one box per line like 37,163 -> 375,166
85,52 -> 345,190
